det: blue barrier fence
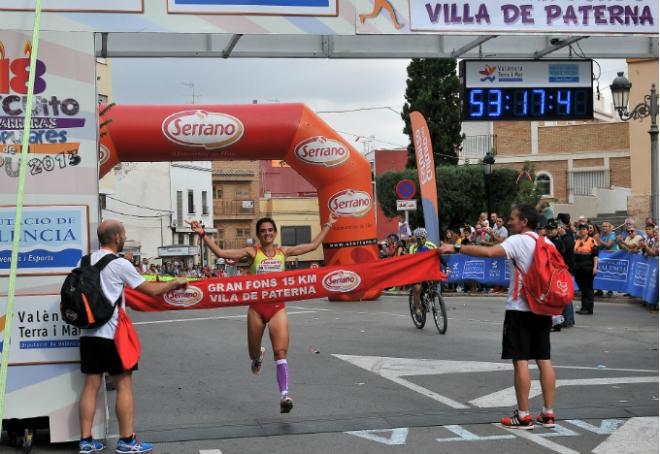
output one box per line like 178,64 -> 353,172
444,251 -> 659,305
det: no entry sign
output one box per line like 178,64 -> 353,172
396,179 -> 417,200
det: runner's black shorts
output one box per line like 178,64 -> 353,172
501,310 -> 552,361
80,336 -> 138,376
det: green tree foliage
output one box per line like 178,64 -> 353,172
401,58 -> 463,167
376,165 -> 525,233
513,161 -> 542,206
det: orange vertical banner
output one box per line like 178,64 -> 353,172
410,111 -> 440,245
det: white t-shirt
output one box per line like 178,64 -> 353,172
81,249 -> 145,340
500,232 -> 554,312
493,225 -> 509,240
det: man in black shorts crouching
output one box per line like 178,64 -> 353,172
439,204 -> 557,430
78,220 -> 188,454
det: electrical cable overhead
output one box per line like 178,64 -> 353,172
105,195 -> 172,213
103,208 -> 169,219
317,106 -> 401,115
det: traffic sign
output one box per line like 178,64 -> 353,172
396,179 -> 417,200
397,200 -> 417,211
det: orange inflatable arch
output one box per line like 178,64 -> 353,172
100,103 -> 380,301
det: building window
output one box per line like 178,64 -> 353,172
571,170 -> 609,196
236,227 -> 251,238
187,190 -> 195,214
215,188 -> 223,199
535,172 -> 553,197
99,194 -> 106,210
202,191 -> 209,215
281,226 -> 312,246
189,233 -> 195,246
176,191 -> 183,226
178,233 -> 185,245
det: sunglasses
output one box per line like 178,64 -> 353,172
628,230 -> 635,233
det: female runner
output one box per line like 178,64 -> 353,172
188,214 -> 337,413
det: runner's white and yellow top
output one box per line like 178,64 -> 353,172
250,246 -> 286,275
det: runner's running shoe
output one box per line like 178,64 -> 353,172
251,346 -> 266,375
536,412 -> 556,428
501,410 -> 534,429
79,438 -> 104,454
280,395 -> 294,413
116,435 -> 152,453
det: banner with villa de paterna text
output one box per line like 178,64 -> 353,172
126,250 -> 446,311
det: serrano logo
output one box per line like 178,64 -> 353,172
556,280 -> 569,295
328,189 -> 372,218
322,270 -> 361,293
294,136 -> 350,167
99,144 -> 110,166
162,110 -> 244,150
164,285 -> 204,307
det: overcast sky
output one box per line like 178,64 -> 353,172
112,58 -> 627,154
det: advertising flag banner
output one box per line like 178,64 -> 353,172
126,250 -> 446,311
410,111 -> 440,246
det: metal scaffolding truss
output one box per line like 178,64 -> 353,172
95,33 -> 658,59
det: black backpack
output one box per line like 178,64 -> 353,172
60,253 -> 121,329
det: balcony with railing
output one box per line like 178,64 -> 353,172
213,199 -> 257,219
458,134 -> 498,163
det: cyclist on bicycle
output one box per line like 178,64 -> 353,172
410,227 -> 437,316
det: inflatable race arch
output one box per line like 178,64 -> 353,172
99,103 -> 380,300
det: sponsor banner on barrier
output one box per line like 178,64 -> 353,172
445,251 -> 658,305
0,295 -> 81,365
126,249 -> 446,311
0,205 -> 89,275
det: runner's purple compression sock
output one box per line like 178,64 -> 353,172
276,359 -> 288,396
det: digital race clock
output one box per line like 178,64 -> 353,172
460,60 -> 594,121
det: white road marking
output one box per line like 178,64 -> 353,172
565,419 -> 625,435
535,424 -> 580,438
345,428 -> 408,445
333,355 -> 514,409
199,450 -> 223,454
592,417 -> 659,454
470,376 -> 659,408
436,425 -> 515,442
498,424 -> 582,454
134,310 -> 317,326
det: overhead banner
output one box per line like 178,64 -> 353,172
410,111 -> 440,246
126,249 -> 447,311
409,0 -> 658,34
0,0 -> 656,35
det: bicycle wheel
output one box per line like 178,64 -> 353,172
408,288 -> 426,329
430,291 -> 448,334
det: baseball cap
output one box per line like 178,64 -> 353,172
546,218 -> 558,229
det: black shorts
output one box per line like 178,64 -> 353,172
501,310 -> 552,361
80,336 -> 138,376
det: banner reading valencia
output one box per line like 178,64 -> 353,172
126,250 -> 446,311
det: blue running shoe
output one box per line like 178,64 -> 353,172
116,435 -> 153,453
79,438 -> 104,453
251,346 -> 266,375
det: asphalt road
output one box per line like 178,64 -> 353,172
11,295 -> 659,453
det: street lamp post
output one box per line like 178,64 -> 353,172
610,72 -> 659,221
483,152 -> 495,223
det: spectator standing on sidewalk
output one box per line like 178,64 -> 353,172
640,224 -> 659,257
438,205 -> 558,430
491,215 -> 509,244
574,223 -> 599,315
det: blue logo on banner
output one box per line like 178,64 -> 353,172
549,64 -> 580,83
463,260 -> 485,280
597,258 -> 630,282
175,0 -> 330,6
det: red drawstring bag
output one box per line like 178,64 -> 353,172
114,307 -> 141,370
